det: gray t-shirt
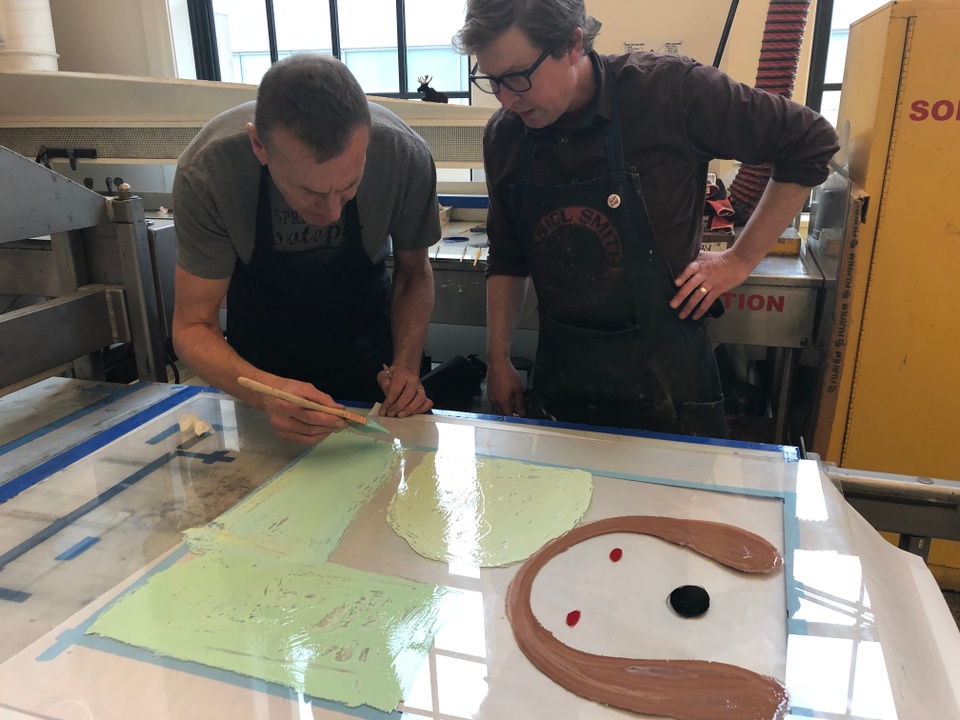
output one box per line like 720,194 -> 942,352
174,101 -> 440,279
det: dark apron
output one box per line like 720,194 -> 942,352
510,107 -> 728,438
226,167 -> 392,403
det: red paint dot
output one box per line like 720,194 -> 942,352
609,547 -> 623,562
566,610 -> 581,627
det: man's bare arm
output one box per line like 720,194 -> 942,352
379,248 -> 434,417
486,274 -> 529,416
172,266 -> 345,443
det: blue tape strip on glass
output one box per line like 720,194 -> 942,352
443,236 -> 469,242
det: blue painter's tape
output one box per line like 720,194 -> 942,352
782,704 -> 817,718
782,490 -> 803,620
55,536 -> 101,561
437,194 -> 488,209
0,383 -> 146,458
0,587 -> 31,603
0,453 -> 178,572
180,449 -> 234,465
147,423 -> 225,446
0,385 -> 205,504
76,635 -> 400,719
38,545 -> 191,660
430,408 -> 792,454
145,424 -> 181,445
0,446 -> 235,573
40,544 -> 400,720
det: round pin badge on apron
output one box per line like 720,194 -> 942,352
607,193 -> 621,209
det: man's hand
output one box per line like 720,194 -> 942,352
670,250 -> 752,320
378,364 -> 433,418
487,359 -> 526,417
671,181 -> 813,320
256,377 -> 346,444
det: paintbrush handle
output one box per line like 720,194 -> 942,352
237,377 -> 367,425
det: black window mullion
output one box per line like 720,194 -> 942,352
805,0 -> 835,112
265,0 -> 279,64
186,0 -> 221,81
396,0 -> 408,94
329,0 -> 341,60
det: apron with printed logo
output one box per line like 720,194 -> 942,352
509,107 -> 727,437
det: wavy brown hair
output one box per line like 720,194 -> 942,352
453,0 -> 601,58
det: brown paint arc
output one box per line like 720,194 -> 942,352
506,516 -> 789,720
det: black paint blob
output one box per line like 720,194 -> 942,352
668,585 -> 710,618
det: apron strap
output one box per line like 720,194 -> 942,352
255,164 -> 271,251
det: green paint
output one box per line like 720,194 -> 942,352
387,453 -> 593,567
90,556 -> 458,712
185,432 -> 397,563
89,432 -> 458,712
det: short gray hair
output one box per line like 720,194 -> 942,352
453,0 -> 601,57
254,53 -> 371,163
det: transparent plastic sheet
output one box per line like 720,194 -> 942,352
0,393 -> 956,718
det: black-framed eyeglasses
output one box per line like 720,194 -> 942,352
469,49 -> 551,94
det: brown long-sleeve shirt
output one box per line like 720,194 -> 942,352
482,52 -> 839,277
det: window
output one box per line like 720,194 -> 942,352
806,0 -> 891,126
191,0 -> 468,99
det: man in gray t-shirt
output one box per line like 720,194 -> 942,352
172,54 -> 439,444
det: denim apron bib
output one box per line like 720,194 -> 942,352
226,167 -> 392,402
509,107 -> 727,437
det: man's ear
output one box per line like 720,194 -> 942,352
246,123 -> 268,166
568,26 -> 585,65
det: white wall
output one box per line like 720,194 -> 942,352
48,0 -> 176,76
38,0 -> 819,185
586,0 -> 818,178
590,0 -> 816,96
44,0 -> 818,91
469,1 -> 819,128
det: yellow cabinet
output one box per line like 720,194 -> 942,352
814,0 -> 960,480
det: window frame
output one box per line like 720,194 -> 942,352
188,0 -> 470,100
804,0 -> 835,114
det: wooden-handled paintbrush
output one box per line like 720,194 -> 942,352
237,377 -> 388,434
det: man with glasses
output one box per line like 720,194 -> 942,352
454,0 -> 838,437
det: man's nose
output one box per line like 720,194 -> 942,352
315,194 -> 343,218
494,87 -> 521,110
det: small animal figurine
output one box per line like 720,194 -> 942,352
417,75 -> 449,103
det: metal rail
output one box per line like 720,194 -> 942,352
824,463 -> 960,559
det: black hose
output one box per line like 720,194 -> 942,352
713,0 -> 741,68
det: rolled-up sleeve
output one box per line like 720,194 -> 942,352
680,63 -> 839,188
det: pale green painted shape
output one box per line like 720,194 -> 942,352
87,433 -> 459,711
90,556 -> 458,712
185,432 -> 398,563
387,453 -> 593,567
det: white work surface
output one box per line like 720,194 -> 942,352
432,221 -> 489,264
0,379 -> 958,720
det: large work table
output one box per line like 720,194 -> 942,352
0,377 -> 957,719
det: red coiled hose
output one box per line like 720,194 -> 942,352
727,0 -> 813,223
